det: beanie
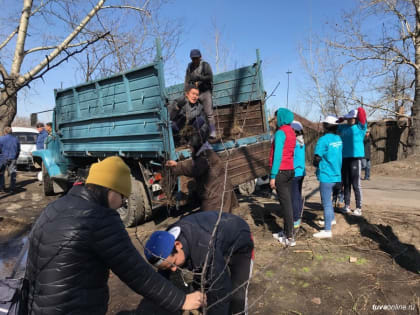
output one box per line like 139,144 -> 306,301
86,156 -> 131,197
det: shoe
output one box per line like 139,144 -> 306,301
313,230 -> 332,238
353,208 -> 362,216
317,219 -> 336,227
294,219 -> 301,229
340,206 -> 352,214
272,232 -> 284,240
278,236 -> 296,247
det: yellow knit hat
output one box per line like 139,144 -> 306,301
86,156 -> 132,197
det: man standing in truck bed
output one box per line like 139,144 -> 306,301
185,49 -> 217,139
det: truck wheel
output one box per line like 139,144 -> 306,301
118,176 -> 152,227
42,163 -> 54,196
238,179 -> 257,196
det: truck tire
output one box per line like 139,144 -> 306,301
118,176 -> 152,227
238,179 -> 257,196
42,163 -> 54,196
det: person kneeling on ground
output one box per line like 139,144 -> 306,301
165,127 -> 238,213
313,116 -> 343,239
270,108 -> 296,246
24,156 -> 204,314
168,84 -> 209,144
145,211 -> 254,315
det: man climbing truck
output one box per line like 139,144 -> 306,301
32,44 -> 272,226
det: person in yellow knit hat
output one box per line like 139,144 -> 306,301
24,156 -> 204,315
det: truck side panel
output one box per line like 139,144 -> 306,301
54,63 -> 171,158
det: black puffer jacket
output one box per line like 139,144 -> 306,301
25,185 -> 186,314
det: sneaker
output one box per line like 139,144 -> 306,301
317,219 -> 336,227
278,236 -> 296,247
272,232 -> 284,240
340,206 -> 352,214
313,230 -> 332,238
353,208 -> 362,216
294,219 -> 301,228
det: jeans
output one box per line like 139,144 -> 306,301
0,159 -> 17,190
320,182 -> 336,231
342,158 -> 362,209
275,170 -> 295,238
291,176 -> 304,222
362,158 -> 371,179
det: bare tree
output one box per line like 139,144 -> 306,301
0,0 -> 182,130
299,39 -> 358,117
325,0 -> 420,153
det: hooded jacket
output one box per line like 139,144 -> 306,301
25,185 -> 186,315
270,108 -> 296,178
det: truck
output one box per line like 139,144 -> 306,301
32,44 -> 272,227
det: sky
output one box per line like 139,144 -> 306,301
14,0 -> 359,123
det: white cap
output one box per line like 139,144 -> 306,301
290,120 -> 303,131
322,115 -> 339,125
344,109 -> 358,119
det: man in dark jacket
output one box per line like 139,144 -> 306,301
184,49 -> 216,138
25,156 -> 204,315
362,129 -> 371,180
168,85 -> 209,144
165,127 -> 238,213
0,127 -> 21,192
35,123 -> 48,150
144,211 -> 254,315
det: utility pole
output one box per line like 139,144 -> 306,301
286,70 -> 292,108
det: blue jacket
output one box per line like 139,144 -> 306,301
314,133 -> 342,183
294,141 -> 306,177
0,134 -> 21,164
36,129 -> 48,150
338,122 -> 367,158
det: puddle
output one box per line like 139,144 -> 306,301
0,235 -> 28,279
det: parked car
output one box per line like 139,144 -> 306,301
12,127 -> 39,169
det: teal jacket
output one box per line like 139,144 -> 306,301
294,140 -> 306,177
270,108 -> 295,179
338,122 -> 367,158
314,133 -> 343,183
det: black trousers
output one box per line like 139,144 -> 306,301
342,158 -> 362,209
275,170 -> 295,238
229,250 -> 254,315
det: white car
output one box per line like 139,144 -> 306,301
12,126 -> 39,169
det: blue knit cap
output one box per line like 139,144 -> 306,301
144,231 -> 175,266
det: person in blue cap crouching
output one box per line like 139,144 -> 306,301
144,211 -> 254,315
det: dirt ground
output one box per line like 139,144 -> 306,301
0,159 -> 419,314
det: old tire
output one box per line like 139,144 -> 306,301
118,176 -> 151,227
238,179 -> 257,196
42,163 -> 54,196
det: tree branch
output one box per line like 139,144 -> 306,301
11,0 -> 33,75
25,40 -> 91,55
0,0 -> 55,51
17,0 -> 106,86
101,4 -> 151,17
1,32 -> 109,107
